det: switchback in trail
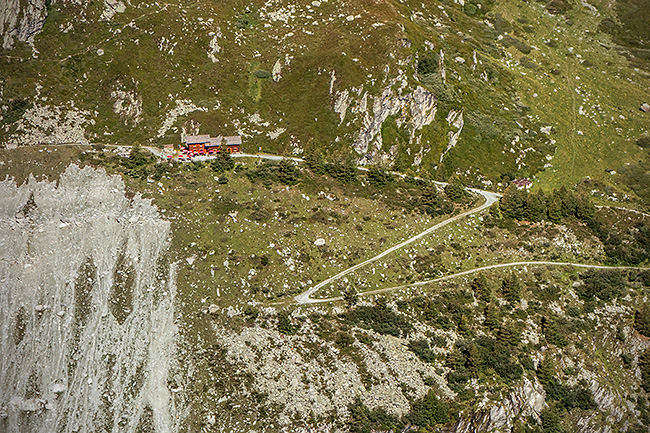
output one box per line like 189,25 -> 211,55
295,187 -> 501,304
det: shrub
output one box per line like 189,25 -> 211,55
418,186 -> 453,217
635,304 -> 650,337
246,160 -> 300,185
343,305 -> 412,337
578,269 -> 624,301
253,70 -> 271,79
335,331 -> 355,349
277,311 -> 297,335
501,273 -> 522,303
210,152 -> 234,173
472,273 -> 492,301
640,348 -> 650,393
537,358 -> 597,411
406,390 -> 451,427
444,178 -> 468,202
1,98 -> 30,124
366,166 -> 393,187
347,398 -> 401,433
637,136 -> 650,148
408,339 -> 437,363
541,316 -> 568,347
540,404 -> 564,433
417,54 -> 437,75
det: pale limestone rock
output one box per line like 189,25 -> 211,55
100,0 -> 126,21
0,0 -> 48,49
111,88 -> 143,125
157,100 -> 207,138
207,29 -> 222,62
5,104 -> 93,146
0,165 -> 177,433
272,59 -> 282,82
440,109 -> 463,163
333,89 -> 349,124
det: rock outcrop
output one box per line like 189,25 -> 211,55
6,104 -> 94,146
112,87 -> 143,125
333,70 -> 437,164
0,165 -> 179,433
451,377 -> 546,433
100,0 -> 126,22
0,0 -> 48,49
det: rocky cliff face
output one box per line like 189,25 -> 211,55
0,0 -> 48,49
0,165 -> 179,433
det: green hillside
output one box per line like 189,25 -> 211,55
1,0 -> 649,200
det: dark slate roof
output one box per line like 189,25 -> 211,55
206,136 -> 223,147
223,136 -> 242,145
185,134 -> 210,144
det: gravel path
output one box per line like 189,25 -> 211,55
302,261 -> 650,304
295,188 -> 501,304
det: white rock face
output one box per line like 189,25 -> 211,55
272,59 -> 282,82
440,109 -> 464,163
0,0 -> 48,49
333,89 -> 350,124
157,99 -> 207,138
314,238 -> 326,246
5,104 -> 94,146
100,0 -> 126,21
341,73 -> 437,160
214,324 -> 448,426
0,165 -> 179,433
111,88 -> 143,125
452,377 -> 546,432
206,29 -> 222,63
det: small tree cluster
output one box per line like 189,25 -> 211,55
209,152 -> 235,173
497,185 -> 594,224
246,160 -> 300,185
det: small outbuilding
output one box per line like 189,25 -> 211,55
512,178 -> 533,190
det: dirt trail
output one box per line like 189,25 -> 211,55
303,261 -> 650,304
295,188 -> 501,304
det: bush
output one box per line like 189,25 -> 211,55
578,269 -> 624,301
210,152 -> 235,173
366,166 -> 393,187
540,404 -> 564,433
537,358 -> 597,411
246,160 -> 300,185
408,339 -> 437,363
637,136 -> 650,148
472,273 -> 492,301
1,98 -> 30,124
449,337 -> 523,383
419,186 -> 453,217
277,311 -> 297,335
347,398 -> 401,433
635,304 -> 650,337
406,390 -> 451,427
541,316 -> 568,347
343,305 -> 412,337
417,54 -> 437,75
640,348 -> 650,393
501,273 -> 522,303
444,178 -> 468,202
253,70 -> 271,79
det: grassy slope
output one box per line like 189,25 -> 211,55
1,0 -> 649,204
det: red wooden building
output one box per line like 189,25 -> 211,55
184,134 -> 242,154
